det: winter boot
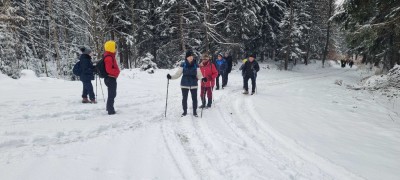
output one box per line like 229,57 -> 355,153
82,98 -> 90,103
251,91 -> 255,95
193,109 -> 198,117
243,90 -> 249,95
90,99 -> 97,104
199,97 -> 206,108
181,110 -> 187,117
108,110 -> 116,115
207,97 -> 212,108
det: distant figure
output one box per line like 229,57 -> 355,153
214,53 -> 227,90
240,58 -> 248,90
349,60 -> 354,68
241,54 -> 260,95
224,52 -> 233,86
341,59 -> 346,68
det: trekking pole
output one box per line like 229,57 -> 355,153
95,74 -> 98,100
254,70 -> 257,94
165,79 -> 170,118
99,77 -> 105,102
200,87 -> 204,118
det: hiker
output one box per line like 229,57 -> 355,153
199,53 -> 218,108
79,47 -> 96,104
239,58 -> 248,90
167,50 -> 206,117
103,40 -> 120,115
349,60 -> 354,68
223,52 -> 233,86
214,53 -> 227,90
242,54 -> 260,95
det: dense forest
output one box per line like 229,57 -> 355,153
0,0 -> 399,79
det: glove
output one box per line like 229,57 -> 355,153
167,74 -> 171,79
202,77 -> 207,82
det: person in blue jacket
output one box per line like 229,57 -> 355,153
214,53 -> 227,90
167,50 -> 206,117
79,47 -> 96,103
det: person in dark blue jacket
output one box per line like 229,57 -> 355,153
79,47 -> 96,103
167,50 -> 205,117
242,54 -> 260,95
214,53 -> 227,90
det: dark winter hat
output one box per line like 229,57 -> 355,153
249,54 -> 256,59
217,53 -> 223,57
80,46 -> 92,55
185,50 -> 194,58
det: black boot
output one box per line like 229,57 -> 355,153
193,109 -> 198,117
199,97 -> 206,108
207,97 -> 212,108
181,109 -> 187,117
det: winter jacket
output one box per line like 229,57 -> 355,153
214,58 -> 227,75
104,52 -> 120,78
242,60 -> 260,78
170,60 -> 203,89
225,56 -> 233,73
199,61 -> 218,88
79,54 -> 95,82
239,59 -> 248,77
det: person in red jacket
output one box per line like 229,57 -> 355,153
103,40 -> 120,115
199,53 -> 218,108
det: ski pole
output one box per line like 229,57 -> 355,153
95,74 -> 98,100
99,78 -> 105,102
165,79 -> 169,118
201,87 -> 204,118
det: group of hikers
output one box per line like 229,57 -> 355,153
340,58 -> 354,68
166,50 -> 260,117
75,40 -> 120,115
75,42 -> 260,117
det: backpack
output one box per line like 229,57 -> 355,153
95,55 -> 112,78
72,61 -> 81,76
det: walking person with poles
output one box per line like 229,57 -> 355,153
242,54 -> 260,95
199,53 -> 218,109
78,46 -> 97,104
103,40 -> 120,115
167,50 -> 205,117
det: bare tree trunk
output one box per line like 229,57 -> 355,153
178,2 -> 185,52
285,0 -> 294,70
47,0 -> 62,76
322,0 -> 333,68
204,0 -> 211,53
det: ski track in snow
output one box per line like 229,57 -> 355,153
1,64 -> 399,179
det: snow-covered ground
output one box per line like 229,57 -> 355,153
1,62 -> 399,180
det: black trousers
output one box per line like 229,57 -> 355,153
216,73 -> 226,88
82,81 -> 95,100
222,72 -> 229,86
182,88 -> 197,113
105,77 -> 117,112
244,76 -> 256,92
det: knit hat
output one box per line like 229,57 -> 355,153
249,54 -> 256,59
185,50 -> 194,58
104,40 -> 116,53
80,46 -> 92,55
217,53 -> 223,57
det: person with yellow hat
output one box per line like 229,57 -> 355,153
103,40 -> 120,115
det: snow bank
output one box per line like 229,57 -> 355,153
0,71 -> 10,80
20,69 -> 37,79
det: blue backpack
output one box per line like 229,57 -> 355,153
72,61 -> 81,76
